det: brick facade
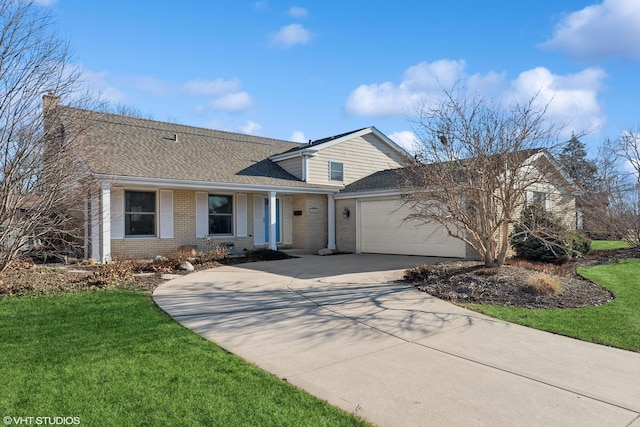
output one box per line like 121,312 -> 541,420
109,189 -> 327,259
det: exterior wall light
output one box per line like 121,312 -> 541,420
343,207 -> 350,218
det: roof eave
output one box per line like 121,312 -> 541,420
269,149 -> 318,162
94,174 -> 338,194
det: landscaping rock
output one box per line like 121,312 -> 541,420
154,255 -> 168,264
178,261 -> 194,272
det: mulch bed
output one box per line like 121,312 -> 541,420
408,247 -> 640,309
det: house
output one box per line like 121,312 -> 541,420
44,94 -> 578,262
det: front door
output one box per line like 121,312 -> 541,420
264,198 -> 281,243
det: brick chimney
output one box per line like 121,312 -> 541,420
42,91 -> 59,133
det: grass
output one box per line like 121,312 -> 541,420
468,259 -> 640,352
0,291 -> 369,426
591,240 -> 632,250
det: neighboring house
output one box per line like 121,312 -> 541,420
44,94 -> 578,262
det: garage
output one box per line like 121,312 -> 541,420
358,198 -> 466,258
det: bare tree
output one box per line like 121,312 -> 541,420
404,90 -> 571,267
0,0 -> 93,269
615,129 -> 640,245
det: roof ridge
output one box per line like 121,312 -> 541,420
58,105 -> 303,147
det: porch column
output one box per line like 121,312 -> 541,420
101,182 -> 112,263
327,194 -> 336,250
90,191 -> 100,261
268,191 -> 277,250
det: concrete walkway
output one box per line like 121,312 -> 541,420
153,254 -> 640,427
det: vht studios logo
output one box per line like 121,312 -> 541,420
3,417 -> 81,425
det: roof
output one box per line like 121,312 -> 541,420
61,107 -> 336,190
270,126 -> 409,161
279,127 -> 368,155
340,149 -> 578,196
340,168 -> 413,194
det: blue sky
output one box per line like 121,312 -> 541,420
40,0 -> 640,154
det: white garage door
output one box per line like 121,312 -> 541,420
359,198 -> 465,258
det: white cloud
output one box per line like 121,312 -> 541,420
79,68 -> 127,103
183,78 -> 241,96
288,6 -> 308,18
508,66 -> 607,135
345,59 -> 607,137
132,76 -> 171,95
240,120 -> 263,135
290,131 -> 307,143
541,0 -> 640,61
255,1 -> 270,11
344,59 -> 468,117
388,131 -> 420,153
204,91 -> 254,112
271,24 -> 312,48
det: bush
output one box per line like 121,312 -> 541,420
526,272 -> 563,295
197,245 -> 228,264
89,262 -> 135,287
569,233 -> 591,257
510,205 -> 571,263
505,258 -> 570,277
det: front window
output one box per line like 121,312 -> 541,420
209,195 -> 233,235
125,191 -> 156,236
330,161 -> 344,181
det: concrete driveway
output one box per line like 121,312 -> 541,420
153,254 -> 640,427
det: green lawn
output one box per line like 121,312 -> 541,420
468,259 -> 640,352
591,240 -> 633,250
0,291 -> 369,426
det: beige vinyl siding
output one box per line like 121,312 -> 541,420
277,157 -> 303,180
306,134 -> 405,186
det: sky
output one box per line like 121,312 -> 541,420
38,0 -> 640,155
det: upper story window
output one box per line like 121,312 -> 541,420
528,191 -> 551,211
531,191 -> 545,207
209,195 -> 233,235
125,191 -> 156,236
329,161 -> 344,182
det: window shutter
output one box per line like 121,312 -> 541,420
526,191 -> 533,205
159,190 -> 174,239
110,188 -> 124,239
283,196 -> 292,244
236,194 -> 248,237
196,192 -> 209,238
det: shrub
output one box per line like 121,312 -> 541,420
526,272 -> 563,295
505,258 -> 570,277
403,264 -> 433,282
89,262 -> 135,287
197,245 -> 229,264
569,233 -> 591,257
510,205 -> 571,263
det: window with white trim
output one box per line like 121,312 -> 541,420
125,191 -> 156,236
528,191 -> 552,211
329,161 -> 344,181
531,191 -> 545,207
209,195 -> 233,235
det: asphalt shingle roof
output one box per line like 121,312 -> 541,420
278,127 -> 368,155
340,168 -> 414,194
63,107 -> 335,189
